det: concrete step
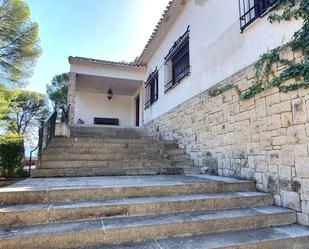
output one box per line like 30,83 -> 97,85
77,225 -> 309,249
51,137 -> 176,145
39,160 -> 177,168
0,175 -> 256,204
48,141 -> 178,150
0,206 -> 296,249
0,191 -> 273,226
69,126 -> 152,138
45,147 -> 163,155
70,134 -> 153,140
42,153 -> 190,162
42,153 -> 167,161
32,166 -> 200,177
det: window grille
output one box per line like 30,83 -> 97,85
145,69 -> 159,109
165,26 -> 190,93
239,0 -> 279,32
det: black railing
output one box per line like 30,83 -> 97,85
38,110 -> 57,158
28,105 -> 70,174
165,26 -> 190,63
165,65 -> 190,93
60,104 -> 70,124
239,0 -> 279,32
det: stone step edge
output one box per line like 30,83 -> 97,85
79,224 -> 309,249
39,159 -> 192,163
0,206 -> 296,249
0,191 -> 273,226
31,167 -> 200,178
0,180 -> 256,205
53,137 -> 172,143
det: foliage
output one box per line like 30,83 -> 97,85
0,83 -> 16,123
209,84 -> 236,97
0,133 -> 24,177
0,0 -> 41,86
5,89 -> 49,136
46,73 -> 69,109
209,0 -> 309,99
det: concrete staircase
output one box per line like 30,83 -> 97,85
0,175 -> 308,249
32,126 -> 198,177
5,126 -> 307,248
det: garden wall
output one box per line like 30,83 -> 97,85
146,49 -> 309,225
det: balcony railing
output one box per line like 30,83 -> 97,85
239,0 -> 279,32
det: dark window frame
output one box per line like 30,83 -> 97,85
239,0 -> 279,32
164,26 -> 191,93
144,69 -> 159,109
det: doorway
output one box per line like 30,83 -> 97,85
135,95 -> 140,127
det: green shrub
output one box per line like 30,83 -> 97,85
0,134 -> 24,177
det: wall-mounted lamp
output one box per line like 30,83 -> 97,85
107,88 -> 113,100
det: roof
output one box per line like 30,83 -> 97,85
137,0 -> 187,65
68,56 -> 146,69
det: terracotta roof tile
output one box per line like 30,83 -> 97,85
68,56 -> 146,69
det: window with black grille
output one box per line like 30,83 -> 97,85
165,27 -> 190,93
239,0 -> 279,32
145,69 -> 158,109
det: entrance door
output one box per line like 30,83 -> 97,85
135,95 -> 140,127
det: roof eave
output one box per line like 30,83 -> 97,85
137,0 -> 187,65
69,56 -> 147,70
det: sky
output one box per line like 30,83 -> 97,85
25,0 -> 170,94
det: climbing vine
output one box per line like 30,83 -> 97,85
209,0 -> 309,99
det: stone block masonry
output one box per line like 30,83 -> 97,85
146,50 -> 309,226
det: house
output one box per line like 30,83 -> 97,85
1,1 -> 309,248
68,0 -> 301,128
65,0 -> 309,226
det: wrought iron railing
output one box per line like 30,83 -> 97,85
38,110 -> 57,158
28,105 -> 70,175
60,104 -> 70,124
239,0 -> 279,32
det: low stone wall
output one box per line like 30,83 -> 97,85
146,50 -> 309,225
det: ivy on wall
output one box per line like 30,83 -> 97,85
209,0 -> 309,99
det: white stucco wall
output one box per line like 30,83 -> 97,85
74,91 -> 135,127
143,0 -> 303,123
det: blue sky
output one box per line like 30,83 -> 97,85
25,0 -> 170,94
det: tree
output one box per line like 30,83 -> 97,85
0,83 -> 16,124
6,90 -> 49,136
0,0 -> 41,86
46,73 -> 69,110
0,133 -> 24,177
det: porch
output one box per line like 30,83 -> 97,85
68,57 -> 147,127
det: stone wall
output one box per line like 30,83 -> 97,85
145,50 -> 309,225
68,72 -> 76,124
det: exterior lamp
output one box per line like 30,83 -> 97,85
107,88 -> 113,100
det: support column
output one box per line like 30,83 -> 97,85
68,72 -> 76,124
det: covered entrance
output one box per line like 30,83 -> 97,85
68,57 -> 146,127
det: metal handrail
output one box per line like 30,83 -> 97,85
60,104 -> 70,124
38,110 -> 57,158
28,105 -> 70,175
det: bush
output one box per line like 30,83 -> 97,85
0,134 -> 24,177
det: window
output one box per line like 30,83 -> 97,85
165,27 -> 190,93
145,69 -> 158,109
239,0 -> 279,32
